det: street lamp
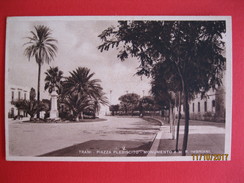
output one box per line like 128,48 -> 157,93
109,90 -> 112,105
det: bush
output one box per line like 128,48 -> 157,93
203,112 -> 216,121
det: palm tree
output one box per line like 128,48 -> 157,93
12,99 -> 45,121
63,94 -> 93,121
62,67 -> 108,120
24,25 -> 58,118
44,66 -> 63,94
63,67 -> 100,97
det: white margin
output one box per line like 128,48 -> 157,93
224,16 -> 232,159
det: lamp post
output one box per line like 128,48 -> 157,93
110,90 -> 112,105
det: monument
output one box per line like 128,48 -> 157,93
49,90 -> 59,119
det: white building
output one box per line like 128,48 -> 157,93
7,85 -> 30,118
174,72 -> 226,122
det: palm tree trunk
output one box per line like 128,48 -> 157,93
176,91 -> 182,152
37,63 -> 41,118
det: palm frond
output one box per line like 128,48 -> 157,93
24,25 -> 58,64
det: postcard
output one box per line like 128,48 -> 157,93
5,16 -> 232,161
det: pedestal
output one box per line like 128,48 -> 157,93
49,90 -> 59,119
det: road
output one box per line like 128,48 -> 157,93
8,116 -> 161,157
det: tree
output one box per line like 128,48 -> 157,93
63,67 -> 104,101
13,88 -> 46,121
150,61 -> 180,125
12,100 -> 45,121
42,99 -> 51,112
118,93 -> 140,115
30,87 -> 36,101
91,95 -> 108,118
138,96 -> 155,117
63,94 -> 93,121
109,104 -> 120,116
175,91 -> 182,152
109,105 -> 116,116
62,67 -> 108,120
44,66 -> 63,94
12,88 -> 47,121
98,20 -> 226,155
113,104 -> 120,115
24,25 -> 58,118
141,96 -> 155,111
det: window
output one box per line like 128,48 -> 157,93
212,100 -> 216,108
11,91 -> 14,101
212,100 -> 216,112
24,93 -> 26,100
198,102 -> 200,112
18,91 -> 21,100
192,103 -> 194,113
204,101 -> 207,112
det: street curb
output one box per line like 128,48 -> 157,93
146,117 -> 173,157
146,117 -> 164,157
147,126 -> 164,156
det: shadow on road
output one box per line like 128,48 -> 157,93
39,140 -> 153,157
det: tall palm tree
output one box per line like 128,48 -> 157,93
24,25 -> 58,118
62,67 -> 108,120
44,66 -> 63,94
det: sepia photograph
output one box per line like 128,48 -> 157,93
5,16 -> 232,161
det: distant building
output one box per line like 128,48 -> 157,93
7,85 -> 30,118
174,72 -> 226,122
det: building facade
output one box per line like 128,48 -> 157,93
174,72 -> 226,122
7,85 -> 30,118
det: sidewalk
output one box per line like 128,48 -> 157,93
146,117 -> 225,156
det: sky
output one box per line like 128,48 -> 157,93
6,17 -> 152,107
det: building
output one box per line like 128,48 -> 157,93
7,85 -> 30,118
174,72 -> 226,122
189,87 -> 225,122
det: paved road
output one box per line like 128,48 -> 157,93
8,116 -> 161,157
